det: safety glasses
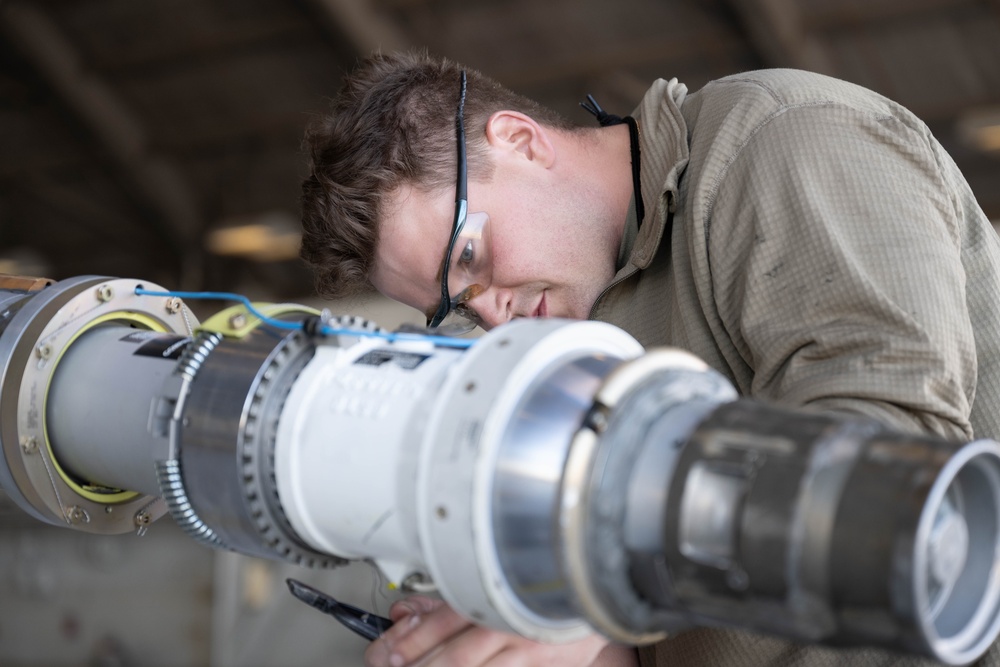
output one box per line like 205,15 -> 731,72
426,71 -> 493,333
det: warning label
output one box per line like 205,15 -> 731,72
354,349 -> 430,370
127,332 -> 191,360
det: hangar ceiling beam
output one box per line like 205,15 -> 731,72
304,0 -> 410,55
0,2 -> 203,256
724,0 -> 835,74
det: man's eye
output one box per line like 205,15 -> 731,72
458,241 -> 474,264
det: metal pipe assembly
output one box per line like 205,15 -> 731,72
2,274 -> 1000,665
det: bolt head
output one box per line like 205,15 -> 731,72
588,409 -> 609,433
726,567 -> 750,591
20,435 -> 38,454
67,506 -> 90,524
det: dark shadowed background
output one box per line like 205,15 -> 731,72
1,1 -> 999,665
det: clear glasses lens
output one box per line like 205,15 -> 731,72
433,307 -> 480,334
433,211 -> 491,331
430,287 -> 485,333
447,212 -> 492,288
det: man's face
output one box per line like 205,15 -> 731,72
371,173 -> 619,330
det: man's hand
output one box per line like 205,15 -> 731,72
364,597 -> 637,667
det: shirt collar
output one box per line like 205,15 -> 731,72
623,77 -> 690,271
616,194 -> 639,271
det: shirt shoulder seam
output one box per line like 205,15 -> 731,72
702,99 -> 898,235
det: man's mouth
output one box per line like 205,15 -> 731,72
533,291 -> 548,318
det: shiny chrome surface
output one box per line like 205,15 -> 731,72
491,354 -> 622,620
176,318 -> 341,567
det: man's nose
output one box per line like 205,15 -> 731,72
467,287 -> 512,330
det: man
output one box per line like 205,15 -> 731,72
300,51 -> 1000,667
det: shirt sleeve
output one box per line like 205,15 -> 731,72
707,103 -> 976,440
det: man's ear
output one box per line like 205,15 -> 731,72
484,110 -> 556,168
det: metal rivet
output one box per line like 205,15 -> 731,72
67,506 -> 91,524
20,436 -> 38,454
96,285 -> 114,302
726,567 -> 749,591
165,297 -> 182,314
134,510 -> 152,536
588,410 -> 609,433
36,342 -> 53,360
229,313 -> 248,329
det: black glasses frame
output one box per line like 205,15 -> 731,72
427,70 -> 469,329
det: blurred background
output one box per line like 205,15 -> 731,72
1,0 -> 999,665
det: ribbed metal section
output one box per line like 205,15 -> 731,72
155,458 -> 226,549
154,330 -> 229,549
175,331 -> 223,382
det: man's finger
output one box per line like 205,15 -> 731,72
418,624 -> 510,667
384,603 -> 477,666
388,596 -> 443,622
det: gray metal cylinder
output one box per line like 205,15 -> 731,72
0,279 -> 104,525
584,393 -> 1000,665
0,276 -> 192,533
657,401 -> 1000,665
172,316 -> 342,568
47,325 -> 186,497
568,363 -> 737,643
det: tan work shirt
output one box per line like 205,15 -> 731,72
590,69 -> 1000,666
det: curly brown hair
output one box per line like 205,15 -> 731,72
300,50 -> 577,299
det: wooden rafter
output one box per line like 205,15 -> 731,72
0,2 -> 202,253
303,0 -> 409,55
494,32 -> 747,90
724,0 -> 835,74
807,0 -> 983,32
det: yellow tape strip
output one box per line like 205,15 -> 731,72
198,303 -> 318,339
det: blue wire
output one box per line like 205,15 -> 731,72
134,288 -> 475,349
